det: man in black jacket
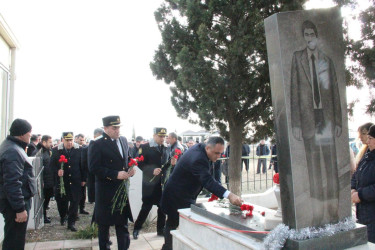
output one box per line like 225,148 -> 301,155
161,137 -> 242,250
89,116 -> 135,250
27,134 -> 38,156
82,128 -> 103,204
133,128 -> 169,239
35,135 -> 54,224
50,132 -> 85,231
0,118 -> 37,250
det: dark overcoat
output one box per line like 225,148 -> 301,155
35,146 -> 54,189
88,133 -> 133,225
50,143 -> 84,201
161,143 -> 227,215
81,145 -> 95,203
138,140 -> 168,205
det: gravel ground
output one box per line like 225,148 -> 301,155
26,200 -> 157,242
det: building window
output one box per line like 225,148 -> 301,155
0,66 -> 10,140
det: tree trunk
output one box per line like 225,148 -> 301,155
228,125 -> 243,197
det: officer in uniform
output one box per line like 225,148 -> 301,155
133,128 -> 169,239
50,132 -> 85,231
88,116 -> 135,250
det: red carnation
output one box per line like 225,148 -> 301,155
174,149 -> 182,155
273,173 -> 280,184
59,155 -> 68,163
246,211 -> 253,217
174,155 -> 179,159
138,155 -> 144,162
208,194 -> 219,202
261,211 -> 265,216
222,154 -> 226,157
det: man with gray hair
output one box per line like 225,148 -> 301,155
161,136 -> 242,250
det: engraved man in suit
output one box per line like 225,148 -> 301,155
290,20 -> 342,227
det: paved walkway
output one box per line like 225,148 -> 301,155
24,232 -> 164,250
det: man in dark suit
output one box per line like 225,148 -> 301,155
82,128 -> 103,204
50,132 -> 85,231
133,128 -> 169,239
290,20 -> 342,226
160,137 -> 242,250
89,116 -> 135,250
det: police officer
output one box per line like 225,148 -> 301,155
133,128 -> 169,239
50,132 -> 85,231
89,116 -> 135,250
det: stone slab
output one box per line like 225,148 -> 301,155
264,7 -> 352,229
191,203 -> 268,240
284,223 -> 368,250
264,210 -> 282,230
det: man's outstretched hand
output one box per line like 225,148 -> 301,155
228,193 -> 243,206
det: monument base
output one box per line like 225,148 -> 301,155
284,223 -> 367,250
264,210 -> 282,230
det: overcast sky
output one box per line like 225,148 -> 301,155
1,0 -> 373,140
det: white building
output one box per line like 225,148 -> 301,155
0,13 -> 17,142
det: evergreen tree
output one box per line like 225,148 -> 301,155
150,0 -> 305,195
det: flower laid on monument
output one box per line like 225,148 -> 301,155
208,194 -> 219,202
240,203 -> 254,217
111,156 -> 144,215
150,148 -> 182,183
58,155 -> 67,196
261,211 -> 265,216
273,173 -> 280,184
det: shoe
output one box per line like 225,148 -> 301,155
108,240 -> 112,245
76,216 -> 80,221
133,229 -> 139,240
80,210 -> 89,215
60,217 -> 67,226
256,172 -> 260,174
68,224 -> 77,232
157,231 -> 164,236
44,217 -> 51,224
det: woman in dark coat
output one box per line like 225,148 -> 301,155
351,125 -> 375,243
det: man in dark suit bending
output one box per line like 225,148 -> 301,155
160,136 -> 242,250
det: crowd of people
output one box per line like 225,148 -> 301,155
0,117 -> 242,250
1,117 -> 374,250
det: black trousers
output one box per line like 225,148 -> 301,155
43,187 -> 54,218
242,159 -> 249,171
98,223 -> 130,250
134,201 -> 166,232
161,209 -> 179,250
1,199 -> 31,250
55,194 -> 79,225
87,173 -> 95,203
80,185 -> 86,211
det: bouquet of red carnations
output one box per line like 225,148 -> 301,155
58,155 -> 68,196
150,148 -> 182,183
111,156 -> 144,214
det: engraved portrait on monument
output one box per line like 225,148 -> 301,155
290,20 -> 342,227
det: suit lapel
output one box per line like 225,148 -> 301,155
104,134 -> 123,160
300,48 -> 312,86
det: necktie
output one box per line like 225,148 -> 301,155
311,54 -> 320,107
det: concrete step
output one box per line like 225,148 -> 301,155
171,230 -> 204,250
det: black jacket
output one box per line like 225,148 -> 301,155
161,143 -> 227,215
27,142 -> 37,157
82,144 -> 95,203
35,145 -> 54,189
138,140 -> 168,205
88,133 -> 133,225
0,136 -> 37,213
351,149 -> 375,224
50,143 -> 84,201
